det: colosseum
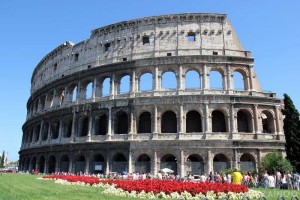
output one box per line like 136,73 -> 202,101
19,13 -> 285,176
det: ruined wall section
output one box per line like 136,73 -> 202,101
31,13 -> 251,93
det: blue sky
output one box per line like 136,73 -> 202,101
1,0 -> 299,161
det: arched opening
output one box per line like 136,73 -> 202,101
139,73 -> 153,91
237,110 -> 252,133
185,70 -> 201,89
112,153 -> 127,173
95,114 -> 108,135
48,155 -> 56,174
60,155 -> 69,173
31,157 -> 37,171
35,125 -> 41,142
42,122 -> 49,141
48,92 -> 54,108
261,111 -> 275,133
85,82 -> 93,99
212,110 -> 226,132
186,111 -> 202,133
25,158 -> 30,171
136,154 -> 151,173
138,112 -> 151,133
75,155 -> 85,174
187,154 -> 204,175
59,90 -> 65,106
38,156 -> 45,173
102,78 -> 110,97
161,111 -> 177,133
209,70 -> 223,90
161,154 -> 177,175
233,71 -> 245,90
51,121 -> 60,139
93,154 -> 105,174
80,117 -> 89,137
240,153 -> 256,172
162,71 -> 177,90
64,119 -> 72,138
120,75 -> 130,94
213,154 -> 229,173
116,112 -> 128,134
71,86 -> 77,102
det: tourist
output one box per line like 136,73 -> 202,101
231,168 -> 243,185
267,174 -> 275,189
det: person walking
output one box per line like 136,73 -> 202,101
231,168 -> 243,185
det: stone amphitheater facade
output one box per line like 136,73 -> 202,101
19,13 -> 285,176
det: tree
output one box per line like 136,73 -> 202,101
0,151 -> 4,168
282,93 -> 300,172
260,151 -> 293,174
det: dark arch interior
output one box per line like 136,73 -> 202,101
237,110 -> 249,132
138,112 -> 151,133
161,111 -> 177,133
137,154 -> 151,162
186,111 -> 202,132
81,117 -> 89,137
48,156 -> 56,174
117,112 -> 128,134
113,153 -> 127,162
212,110 -> 226,132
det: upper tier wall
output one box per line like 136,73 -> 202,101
31,13 -> 249,94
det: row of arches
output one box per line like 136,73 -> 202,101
22,108 -> 276,144
28,66 -> 251,117
20,152 -> 256,175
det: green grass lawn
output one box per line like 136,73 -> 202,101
0,173 -> 132,200
0,173 -> 299,200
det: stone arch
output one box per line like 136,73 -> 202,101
81,79 -> 94,100
60,154 -> 70,173
35,124 -> 41,142
47,90 -> 54,108
93,154 -> 105,174
185,70 -> 201,89
240,153 -> 256,172
139,72 -> 153,91
213,153 -> 229,173
101,77 -> 111,97
31,156 -> 37,171
186,110 -> 202,133
138,111 -> 151,133
25,157 -> 30,171
119,74 -> 130,94
69,84 -> 77,103
136,154 -> 151,173
209,67 -> 225,90
161,111 -> 177,133
162,71 -> 177,90
232,68 -> 248,91
51,120 -> 60,139
57,87 -> 65,106
42,122 -> 49,141
62,116 -> 72,138
211,110 -> 227,132
116,111 -> 128,134
187,154 -> 204,175
237,109 -> 253,133
79,116 -> 89,137
160,154 -> 177,175
111,153 -> 127,173
95,114 -> 108,135
261,110 -> 275,133
74,154 -> 86,174
48,155 -> 56,174
38,155 -> 45,173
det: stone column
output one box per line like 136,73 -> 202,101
180,149 -> 185,177
76,82 -> 81,103
233,149 -> 238,169
107,106 -> 112,140
248,65 -> 254,91
275,105 -> 281,135
47,122 -> 51,143
226,67 -> 231,91
204,102 -> 210,133
178,104 -> 184,136
105,152 -> 110,175
71,109 -> 77,140
92,77 -> 97,101
177,65 -> 184,91
153,150 -> 158,176
152,106 -> 158,138
154,65 -> 159,91
128,151 -> 132,173
130,70 -> 136,97
110,74 -> 115,99
230,104 -> 237,135
202,65 -> 208,90
206,150 -> 212,173
253,104 -> 259,134
38,121 -> 44,143
87,111 -> 93,141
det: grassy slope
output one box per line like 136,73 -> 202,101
0,174 -> 299,200
0,174 -> 131,200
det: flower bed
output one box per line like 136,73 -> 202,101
42,175 -> 264,199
